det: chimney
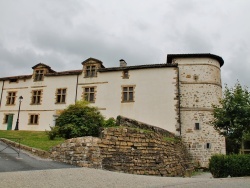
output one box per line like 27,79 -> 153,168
120,59 -> 127,67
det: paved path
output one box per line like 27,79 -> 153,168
1,141 -> 249,188
0,167 -> 249,188
0,141 -> 77,172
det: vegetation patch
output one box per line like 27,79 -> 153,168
212,82 -> 250,154
129,127 -> 154,134
48,100 -> 117,140
209,154 -> 250,178
163,136 -> 179,142
0,130 -> 64,151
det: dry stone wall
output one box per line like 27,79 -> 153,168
50,126 -> 193,177
50,137 -> 102,168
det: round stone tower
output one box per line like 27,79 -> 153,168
167,54 -> 226,168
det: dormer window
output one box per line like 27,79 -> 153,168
82,58 -> 105,78
34,70 -> 44,81
9,79 -> 18,83
86,65 -> 97,77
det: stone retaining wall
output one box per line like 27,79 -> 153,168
50,127 -> 193,177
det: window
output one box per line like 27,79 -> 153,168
194,123 -> 200,130
29,114 -> 39,125
122,70 -> 129,79
6,92 -> 16,105
205,143 -> 211,149
31,90 -> 42,104
3,114 -> 10,124
83,87 -> 95,102
34,70 -> 44,81
9,79 -> 18,83
56,88 -> 66,103
122,86 -> 134,102
85,65 -> 97,77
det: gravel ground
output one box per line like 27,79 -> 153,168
0,167 -> 249,188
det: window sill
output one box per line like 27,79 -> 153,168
84,76 -> 98,78
121,101 -> 135,103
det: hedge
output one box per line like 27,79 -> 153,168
209,154 -> 250,178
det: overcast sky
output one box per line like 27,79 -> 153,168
0,0 -> 250,88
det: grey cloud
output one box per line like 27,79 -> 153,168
1,0 -> 250,88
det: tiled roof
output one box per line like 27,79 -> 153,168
45,70 -> 82,76
167,53 -> 224,67
32,63 -> 56,73
81,57 -> 105,68
0,54 -> 224,80
0,75 -> 32,81
98,63 -> 178,72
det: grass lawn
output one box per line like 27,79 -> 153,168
0,130 -> 65,151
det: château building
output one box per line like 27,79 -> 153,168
0,53 -> 226,167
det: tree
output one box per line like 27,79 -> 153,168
55,100 -> 105,139
212,82 -> 250,153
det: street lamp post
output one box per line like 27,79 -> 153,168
14,96 -> 23,130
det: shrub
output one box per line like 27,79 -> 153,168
209,154 -> 229,178
46,126 -> 59,140
209,154 -> 250,178
227,154 -> 250,177
46,101 -> 118,140
103,117 -> 117,127
54,101 -> 105,139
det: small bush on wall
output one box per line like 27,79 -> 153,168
209,154 -> 250,178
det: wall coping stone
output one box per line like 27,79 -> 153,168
116,116 -> 176,138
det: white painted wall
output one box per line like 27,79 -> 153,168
0,74 -> 78,131
77,67 -> 178,133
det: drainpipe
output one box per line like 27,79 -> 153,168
0,80 -> 5,107
177,66 -> 182,136
75,74 -> 79,103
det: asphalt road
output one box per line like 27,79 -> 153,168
0,141 -> 249,188
0,141 -> 77,172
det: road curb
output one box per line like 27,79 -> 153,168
0,138 -> 50,158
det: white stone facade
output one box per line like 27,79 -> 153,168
0,54 -> 226,167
